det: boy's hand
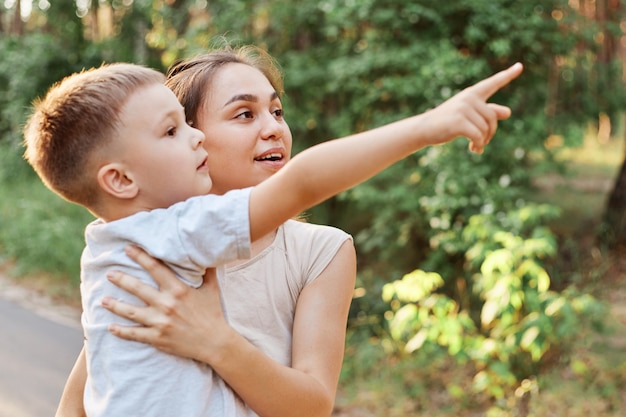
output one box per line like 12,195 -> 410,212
427,62 -> 523,154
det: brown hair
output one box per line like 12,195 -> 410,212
23,63 -> 164,211
166,45 -> 284,126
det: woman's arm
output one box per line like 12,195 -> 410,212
209,240 -> 356,417
55,347 -> 87,417
289,240 -> 356,412
103,242 -> 356,417
247,63 -> 523,242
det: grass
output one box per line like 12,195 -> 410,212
531,133 -> 623,235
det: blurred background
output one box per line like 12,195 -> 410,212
1,1 -> 625,416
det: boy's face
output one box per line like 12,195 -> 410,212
115,83 -> 212,209
194,63 -> 293,195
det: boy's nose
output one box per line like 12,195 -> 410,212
192,128 -> 205,148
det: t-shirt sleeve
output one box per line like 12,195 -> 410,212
176,188 -> 252,268
286,221 -> 353,288
103,188 -> 252,287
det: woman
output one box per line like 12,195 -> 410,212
56,45 -> 357,417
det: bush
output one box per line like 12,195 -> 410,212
0,174 -> 93,285
380,203 -> 606,413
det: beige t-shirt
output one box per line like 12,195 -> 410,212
219,219 -> 352,368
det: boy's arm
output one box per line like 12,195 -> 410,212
55,347 -> 87,417
248,63 -> 523,242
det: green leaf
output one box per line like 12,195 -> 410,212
520,326 -> 540,350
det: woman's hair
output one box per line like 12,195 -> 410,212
23,63 -> 164,210
165,45 -> 284,126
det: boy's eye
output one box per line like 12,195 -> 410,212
273,109 -> 284,118
166,127 -> 177,137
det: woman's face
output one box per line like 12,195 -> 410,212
195,63 -> 293,195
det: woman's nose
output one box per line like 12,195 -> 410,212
260,114 -> 283,141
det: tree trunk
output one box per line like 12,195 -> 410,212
90,0 -> 100,42
599,0 -> 626,250
10,0 -> 22,35
601,117 -> 626,249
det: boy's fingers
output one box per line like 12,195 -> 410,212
472,62 -> 523,100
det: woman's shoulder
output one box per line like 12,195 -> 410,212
280,220 -> 353,286
282,219 -> 351,239
280,220 -> 353,254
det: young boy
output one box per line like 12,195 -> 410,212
24,61 -> 522,416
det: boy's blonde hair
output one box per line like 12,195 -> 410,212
23,63 -> 164,211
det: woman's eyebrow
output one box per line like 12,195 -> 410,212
224,94 -> 257,107
223,92 -> 279,107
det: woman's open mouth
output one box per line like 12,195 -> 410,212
254,150 -> 287,171
254,153 -> 283,162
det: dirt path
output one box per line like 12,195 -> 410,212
0,269 -> 83,417
0,271 -> 81,329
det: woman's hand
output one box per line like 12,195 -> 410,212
102,245 -> 230,362
103,242 -> 356,417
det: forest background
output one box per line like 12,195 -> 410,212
1,1 -> 626,416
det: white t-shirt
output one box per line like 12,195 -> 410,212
81,188 -> 252,417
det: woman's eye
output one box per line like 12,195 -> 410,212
235,111 -> 254,119
273,108 -> 284,118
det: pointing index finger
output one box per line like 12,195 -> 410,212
471,62 -> 524,100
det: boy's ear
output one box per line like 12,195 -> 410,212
97,163 -> 138,199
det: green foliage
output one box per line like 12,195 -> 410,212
0,35 -> 86,183
0,33 -> 116,150
0,170 -> 93,285
381,203 -> 606,410
0,35 -> 67,148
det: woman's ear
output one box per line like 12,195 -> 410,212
97,163 -> 138,199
